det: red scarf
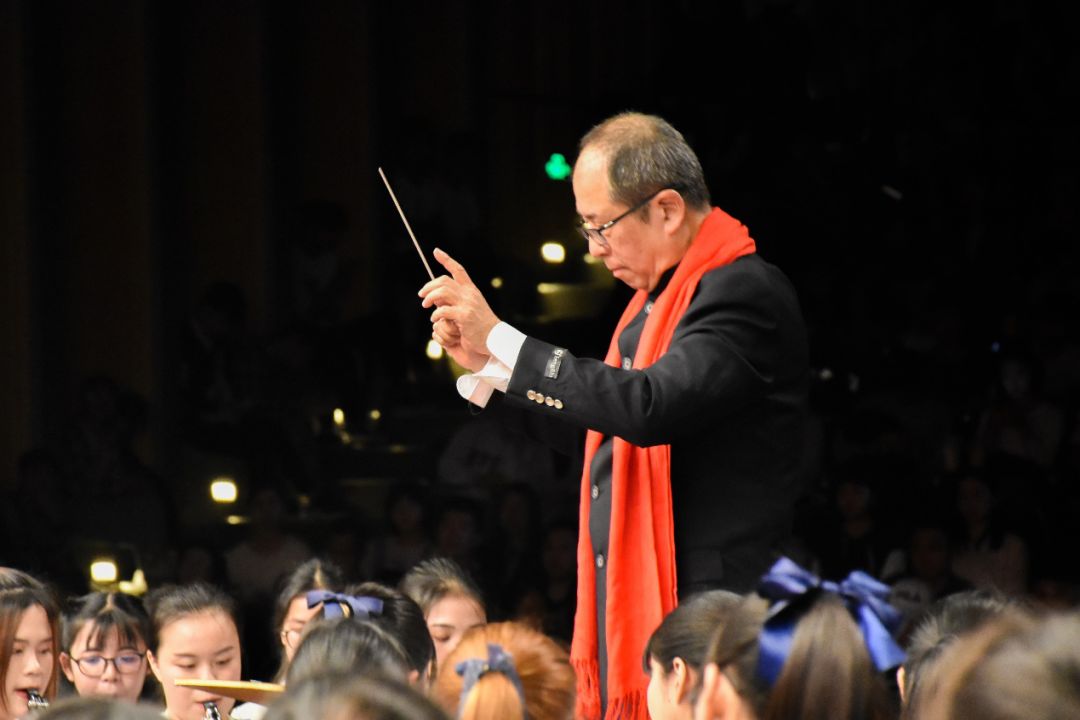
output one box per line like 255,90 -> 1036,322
571,208 -> 756,719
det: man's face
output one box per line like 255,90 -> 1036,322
573,147 -> 663,291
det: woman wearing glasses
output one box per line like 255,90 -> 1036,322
60,592 -> 150,703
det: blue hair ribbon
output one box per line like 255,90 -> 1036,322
455,643 -> 528,719
755,557 -> 906,687
305,590 -> 384,619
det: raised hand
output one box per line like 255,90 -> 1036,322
419,248 -> 501,363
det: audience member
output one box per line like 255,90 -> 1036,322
225,488 -> 311,604
511,521 -> 578,644
950,472 -> 1029,596
360,486 -> 432,586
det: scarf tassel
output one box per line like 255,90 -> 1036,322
572,657 -> 602,720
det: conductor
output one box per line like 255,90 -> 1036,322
419,112 -> 808,720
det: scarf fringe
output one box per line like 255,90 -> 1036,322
604,688 -> 647,720
573,656 -> 602,720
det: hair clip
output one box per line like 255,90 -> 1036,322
754,557 -> 906,686
306,590 -> 384,619
455,643 -> 528,718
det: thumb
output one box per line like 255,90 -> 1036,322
433,248 -> 473,286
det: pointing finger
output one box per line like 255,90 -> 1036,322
433,248 -> 472,286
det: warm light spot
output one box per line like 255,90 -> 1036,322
210,478 -> 238,504
118,569 -> 148,596
368,408 -> 382,421
333,408 -> 346,427
490,277 -> 504,289
541,242 -> 566,264
426,340 -> 444,360
90,559 -> 118,584
226,515 -> 247,526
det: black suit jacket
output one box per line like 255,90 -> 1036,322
495,253 -> 809,594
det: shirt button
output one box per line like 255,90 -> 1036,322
591,484 -> 599,500
622,357 -> 632,370
596,553 -> 605,569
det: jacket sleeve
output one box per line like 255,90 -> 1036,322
504,262 -> 791,447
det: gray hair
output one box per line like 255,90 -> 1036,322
578,112 -> 711,212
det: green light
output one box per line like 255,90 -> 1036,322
545,153 -> 572,181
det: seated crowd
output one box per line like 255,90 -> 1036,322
3,553 -> 1078,720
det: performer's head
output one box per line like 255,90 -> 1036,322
912,609 -> 1080,720
145,583 -> 241,720
60,592 -> 151,703
432,622 -> 574,720
274,558 -> 344,670
0,569 -> 60,720
643,590 -> 741,720
695,592 -> 893,720
400,557 -> 486,669
574,112 -> 712,292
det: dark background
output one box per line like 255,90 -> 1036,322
3,0 -> 1080,667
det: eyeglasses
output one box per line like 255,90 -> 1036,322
578,188 -> 665,248
70,652 -> 146,677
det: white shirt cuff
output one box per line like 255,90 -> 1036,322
454,323 -> 526,407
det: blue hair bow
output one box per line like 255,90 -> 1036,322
755,557 -> 906,687
306,590 -> 384,619
455,643 -> 528,719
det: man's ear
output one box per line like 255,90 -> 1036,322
656,188 -> 686,230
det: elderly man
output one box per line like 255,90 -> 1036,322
419,112 -> 808,719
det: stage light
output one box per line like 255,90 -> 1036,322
544,153 -> 572,181
210,478 -> 238,504
491,277 -> 504,289
426,339 -> 444,360
333,408 -> 346,427
368,408 -> 382,421
118,569 -> 148,596
541,242 -> 566,264
90,559 -> 118,584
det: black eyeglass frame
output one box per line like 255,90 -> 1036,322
578,188 -> 666,247
68,651 -> 147,677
